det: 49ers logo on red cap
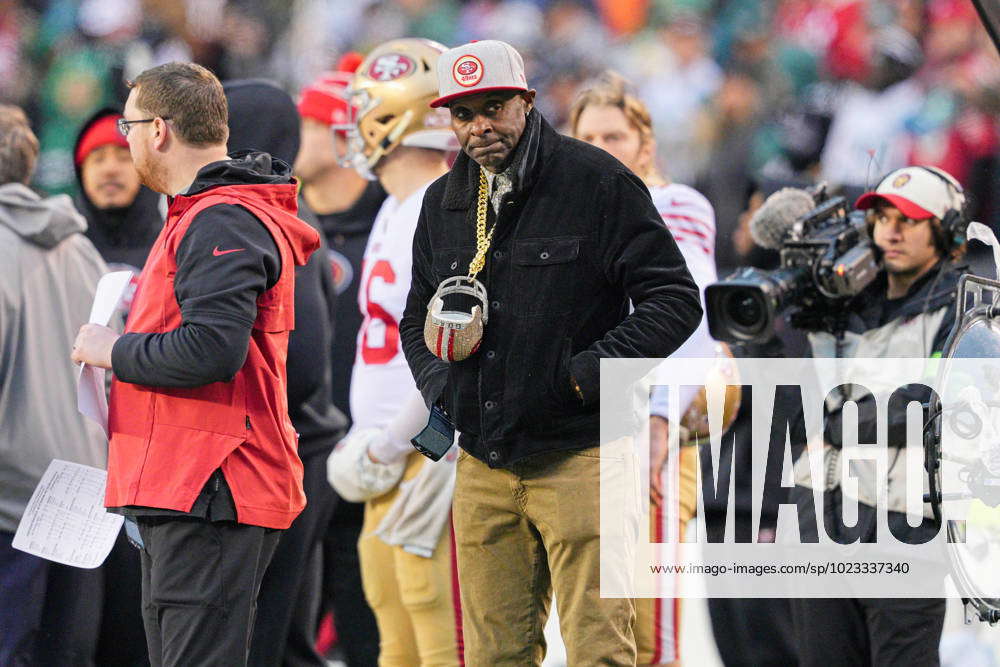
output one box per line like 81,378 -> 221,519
453,55 -> 484,87
368,53 -> 414,81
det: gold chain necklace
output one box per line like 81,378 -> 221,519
467,168 -> 497,280
423,168 -> 494,363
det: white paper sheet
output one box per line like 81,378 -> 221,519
77,270 -> 134,437
87,270 -> 134,328
78,365 -> 109,437
12,460 -> 124,568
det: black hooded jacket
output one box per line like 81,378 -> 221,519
73,107 -> 164,271
112,153 -> 287,388
224,79 -> 347,457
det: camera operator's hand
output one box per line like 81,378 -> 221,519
650,415 -> 670,506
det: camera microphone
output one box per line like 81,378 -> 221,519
749,187 -> 816,250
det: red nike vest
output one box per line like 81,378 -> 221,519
105,181 -> 319,529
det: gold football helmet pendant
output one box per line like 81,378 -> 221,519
424,276 -> 489,362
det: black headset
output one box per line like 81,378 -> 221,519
915,165 -> 969,250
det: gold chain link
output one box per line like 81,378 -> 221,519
467,168 -> 497,280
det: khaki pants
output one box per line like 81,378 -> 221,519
635,445 -> 698,664
360,453 -> 462,666
453,446 -> 636,666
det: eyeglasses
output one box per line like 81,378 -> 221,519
117,116 -> 172,137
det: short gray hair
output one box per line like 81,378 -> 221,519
0,105 -> 39,185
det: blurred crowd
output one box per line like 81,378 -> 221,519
2,0 -> 998,277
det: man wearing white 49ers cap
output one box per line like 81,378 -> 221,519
854,165 -> 970,296
789,164 -> 970,666
324,37 -> 464,666
400,40 -> 702,664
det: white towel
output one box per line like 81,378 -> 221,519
374,445 -> 457,558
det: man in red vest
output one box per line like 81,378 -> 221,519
72,61 -> 319,667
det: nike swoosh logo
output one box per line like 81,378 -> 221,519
213,246 -> 246,256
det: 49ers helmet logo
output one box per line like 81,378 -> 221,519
368,53 -> 415,81
453,55 -> 484,87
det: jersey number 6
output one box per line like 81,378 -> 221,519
360,259 -> 399,365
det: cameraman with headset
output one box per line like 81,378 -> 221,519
789,165 -> 970,667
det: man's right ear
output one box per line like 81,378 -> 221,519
152,118 -> 169,151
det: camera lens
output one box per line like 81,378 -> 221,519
725,289 -> 765,332
706,268 -> 788,343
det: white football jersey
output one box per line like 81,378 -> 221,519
648,183 -> 719,415
349,183 -> 430,430
649,182 -> 717,287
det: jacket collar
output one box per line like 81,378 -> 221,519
856,258 -> 966,323
441,108 -> 555,211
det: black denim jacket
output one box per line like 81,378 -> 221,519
400,110 -> 702,467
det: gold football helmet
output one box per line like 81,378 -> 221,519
424,276 -> 488,362
336,38 -> 458,179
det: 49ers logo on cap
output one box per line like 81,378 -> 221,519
892,173 -> 912,189
368,53 -> 414,81
453,55 -> 484,87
